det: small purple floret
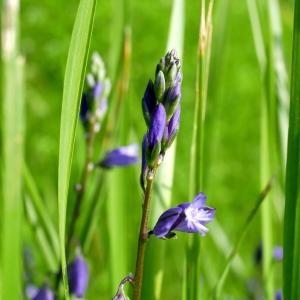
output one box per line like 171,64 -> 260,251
273,246 -> 283,261
148,104 -> 167,148
275,289 -> 282,300
152,192 -> 215,238
68,254 -> 89,298
100,144 -> 139,169
80,93 -> 89,121
32,286 -> 54,300
93,83 -> 102,98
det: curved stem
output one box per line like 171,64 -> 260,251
133,169 -> 156,300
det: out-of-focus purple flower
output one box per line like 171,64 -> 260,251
142,80 -> 157,125
273,246 -> 283,261
32,286 -> 54,300
99,144 -> 139,169
80,52 -> 111,132
93,82 -> 102,98
152,192 -> 215,238
275,289 -> 282,300
68,254 -> 89,298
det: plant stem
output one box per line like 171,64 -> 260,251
133,169 -> 156,300
66,127 -> 96,256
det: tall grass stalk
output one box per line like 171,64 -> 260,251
57,0 -> 96,297
142,1 -> 185,299
247,0 -> 286,298
283,0 -> 300,299
185,1 -> 213,299
1,0 -> 24,298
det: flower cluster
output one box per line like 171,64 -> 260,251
140,49 -> 182,189
80,52 -> 111,135
151,192 -> 215,239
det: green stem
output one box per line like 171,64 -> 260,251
133,169 -> 156,300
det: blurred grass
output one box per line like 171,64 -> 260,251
8,0 -> 294,298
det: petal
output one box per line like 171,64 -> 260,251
100,144 -> 139,168
191,192 -> 207,208
153,206 -> 183,238
148,104 -> 167,148
197,207 -> 216,223
176,219 -> 209,236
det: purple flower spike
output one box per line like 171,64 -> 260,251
275,289 -> 282,300
99,144 -> 139,169
273,246 -> 283,261
68,254 -> 89,298
152,192 -> 215,238
32,286 -> 54,300
142,80 -> 156,125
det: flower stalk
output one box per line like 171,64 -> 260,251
133,168 -> 156,300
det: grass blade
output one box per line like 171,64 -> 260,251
57,0 -> 97,297
283,1 -> 300,299
1,0 -> 24,298
142,1 -> 185,299
23,164 -> 60,269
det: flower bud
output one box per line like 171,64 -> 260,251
142,80 -> 156,125
146,104 -> 167,167
68,254 -> 89,298
154,70 -> 165,101
163,83 -> 181,119
162,105 -> 181,151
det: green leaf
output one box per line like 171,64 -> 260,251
57,0 -> 97,297
283,1 -> 300,299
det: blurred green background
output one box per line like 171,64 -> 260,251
2,0 -> 294,298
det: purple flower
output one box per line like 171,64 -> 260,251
275,289 -> 282,300
152,192 -> 215,238
146,104 -> 166,166
32,286 -> 54,300
273,246 -> 283,261
99,144 -> 139,169
142,80 -> 156,125
93,82 -> 102,98
162,105 -> 180,150
68,254 -> 89,298
148,104 -> 166,147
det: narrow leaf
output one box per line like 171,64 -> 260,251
57,0 -> 97,297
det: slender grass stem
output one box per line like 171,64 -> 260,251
213,179 -> 273,299
133,169 -> 156,300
